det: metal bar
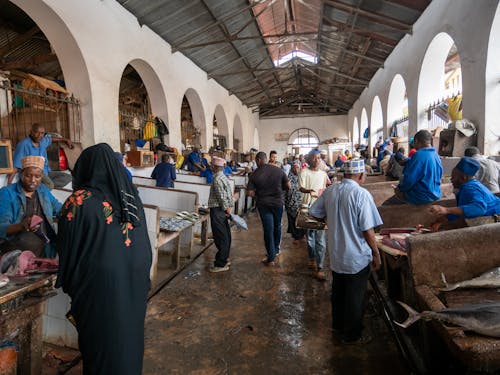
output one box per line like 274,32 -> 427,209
0,26 -> 40,58
322,18 -> 399,46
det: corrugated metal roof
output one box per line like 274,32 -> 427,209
117,0 -> 431,117
0,0 -> 432,117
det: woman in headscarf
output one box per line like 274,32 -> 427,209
56,143 -> 152,375
285,162 -> 305,244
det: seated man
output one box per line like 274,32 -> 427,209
389,130 -> 442,205
429,157 -> 500,231
151,154 -> 176,188
186,146 -> 206,172
9,122 -> 74,188
0,156 -> 62,257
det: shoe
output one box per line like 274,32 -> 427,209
341,334 -> 372,345
226,259 -> 231,266
308,259 -> 316,269
315,270 -> 327,281
209,265 -> 230,273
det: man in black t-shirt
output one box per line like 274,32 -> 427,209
247,152 -> 290,265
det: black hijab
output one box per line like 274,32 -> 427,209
72,143 -> 142,227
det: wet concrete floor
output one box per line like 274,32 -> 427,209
142,212 -> 409,375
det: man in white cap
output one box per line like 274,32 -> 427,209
0,156 -> 62,257
309,158 -> 382,344
207,156 -> 234,272
319,150 -> 332,172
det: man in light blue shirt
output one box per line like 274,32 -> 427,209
9,123 -> 73,188
309,158 -> 382,344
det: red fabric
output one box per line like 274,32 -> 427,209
408,148 -> 417,158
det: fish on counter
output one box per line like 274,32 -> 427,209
395,301 -> 500,338
440,267 -> 500,291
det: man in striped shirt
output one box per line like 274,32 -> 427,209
208,157 -> 234,273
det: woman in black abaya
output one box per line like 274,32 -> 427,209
56,143 -> 152,375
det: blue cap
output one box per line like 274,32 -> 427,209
343,158 -> 365,174
455,157 -> 480,176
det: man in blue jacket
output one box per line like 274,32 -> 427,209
429,157 -> 500,231
390,130 -> 442,205
0,156 -> 62,257
151,154 -> 176,188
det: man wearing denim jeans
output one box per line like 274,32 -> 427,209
247,152 -> 290,266
299,150 -> 331,280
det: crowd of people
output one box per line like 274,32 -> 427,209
1,123 -> 500,371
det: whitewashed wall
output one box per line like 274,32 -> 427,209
258,115 -> 348,158
348,0 -> 500,156
11,0 -> 260,152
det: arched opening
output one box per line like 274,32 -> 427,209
418,33 -> 462,130
370,96 -> 383,152
287,128 -> 320,156
212,104 -> 228,152
352,117 -> 359,146
485,3 -> 500,156
253,127 -> 259,150
360,108 -> 369,149
118,65 -> 152,152
387,74 -> 408,140
8,0 -> 93,146
233,115 -> 243,152
181,88 -> 205,151
0,0 -> 88,162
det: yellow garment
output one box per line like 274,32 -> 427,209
446,95 -> 462,121
175,154 -> 184,169
143,115 -> 156,139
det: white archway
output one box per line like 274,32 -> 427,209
387,74 -> 407,137
370,96 -> 383,150
352,117 -> 359,145
360,108 -> 368,147
183,88 -> 206,149
417,32 -> 457,130
233,114 -> 243,152
485,3 -> 500,156
253,127 -> 260,150
11,0 -> 94,146
213,104 -> 229,149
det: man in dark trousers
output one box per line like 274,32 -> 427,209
310,158 -> 382,344
207,156 -> 234,272
247,152 -> 290,266
151,154 -> 176,188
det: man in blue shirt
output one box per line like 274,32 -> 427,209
0,156 -> 62,257
151,154 -> 176,188
391,130 -> 442,205
309,158 -> 382,344
429,157 -> 500,231
186,147 -> 206,172
9,123 -> 73,188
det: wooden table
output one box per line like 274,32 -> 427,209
0,273 -> 57,375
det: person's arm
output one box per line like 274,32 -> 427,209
309,192 -> 326,219
282,172 -> 290,191
171,165 -> 176,181
151,165 -> 158,179
397,156 -> 420,192
362,228 -> 381,271
246,176 -> 256,197
298,170 -> 314,194
50,135 -> 74,149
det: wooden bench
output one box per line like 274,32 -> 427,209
406,223 -> 500,371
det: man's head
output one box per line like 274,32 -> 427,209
244,153 -> 251,162
255,151 -> 267,167
343,159 -> 365,184
20,156 -> 45,192
320,150 -> 327,160
292,162 -> 300,175
29,123 -> 45,144
397,147 -> 405,155
193,146 -> 199,153
451,157 -> 480,188
413,130 -> 432,150
464,147 -> 481,157
269,150 -> 277,164
308,149 -> 321,170
211,156 -> 225,171
161,154 -> 171,163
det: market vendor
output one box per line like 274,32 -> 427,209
387,130 -> 442,205
186,146 -> 206,172
429,157 -> 500,231
0,156 -> 62,257
8,122 -> 74,188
